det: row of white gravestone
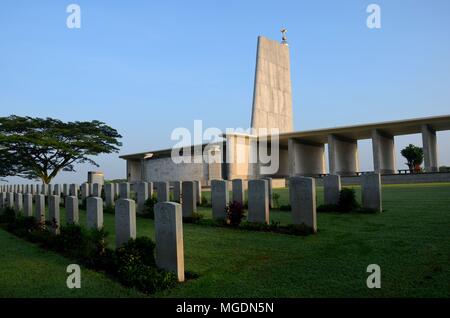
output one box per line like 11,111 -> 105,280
0,180 -> 204,220
323,174 -> 382,212
211,177 -> 317,232
0,191 -> 185,283
111,181 -> 202,218
211,173 -> 382,232
0,183 -> 104,198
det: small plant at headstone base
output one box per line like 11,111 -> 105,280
113,237 -> 177,294
199,195 -> 210,207
52,223 -> 84,254
272,193 -> 280,209
337,188 -> 360,212
81,227 -> 110,268
226,201 -> 246,226
45,218 -> 59,235
142,195 -> 158,219
239,220 -> 315,236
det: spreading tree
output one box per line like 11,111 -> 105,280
0,115 -> 122,184
401,144 -> 424,171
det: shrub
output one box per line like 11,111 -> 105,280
142,196 -> 158,219
115,237 -> 156,268
0,207 -> 17,224
200,195 -> 210,207
82,228 -> 109,268
54,223 -> 84,253
338,188 -> 360,212
114,237 -> 177,293
7,215 -> 39,238
116,263 -> 177,294
36,223 -> 109,268
226,201 -> 245,226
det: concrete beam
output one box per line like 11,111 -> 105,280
422,125 -> 438,172
328,135 -> 359,176
372,129 -> 396,174
288,138 -> 325,176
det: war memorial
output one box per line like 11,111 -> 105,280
0,2 -> 449,311
121,33 -> 450,189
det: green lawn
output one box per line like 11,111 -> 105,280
0,229 -> 146,298
1,183 -> 449,298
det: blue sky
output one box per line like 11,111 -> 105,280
1,0 -> 449,184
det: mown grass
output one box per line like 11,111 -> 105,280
1,183 -> 449,298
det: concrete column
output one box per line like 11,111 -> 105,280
422,125 -> 438,172
288,138 -> 325,176
372,130 -> 396,174
328,135 -> 359,176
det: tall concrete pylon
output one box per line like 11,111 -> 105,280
250,35 -> 294,134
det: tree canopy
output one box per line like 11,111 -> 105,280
401,144 -> 424,171
0,115 -> 122,184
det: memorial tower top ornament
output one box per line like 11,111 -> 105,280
281,28 -> 288,45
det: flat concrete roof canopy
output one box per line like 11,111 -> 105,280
120,115 -> 450,160
276,115 -> 450,146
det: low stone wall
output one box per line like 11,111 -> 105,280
315,172 -> 450,186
